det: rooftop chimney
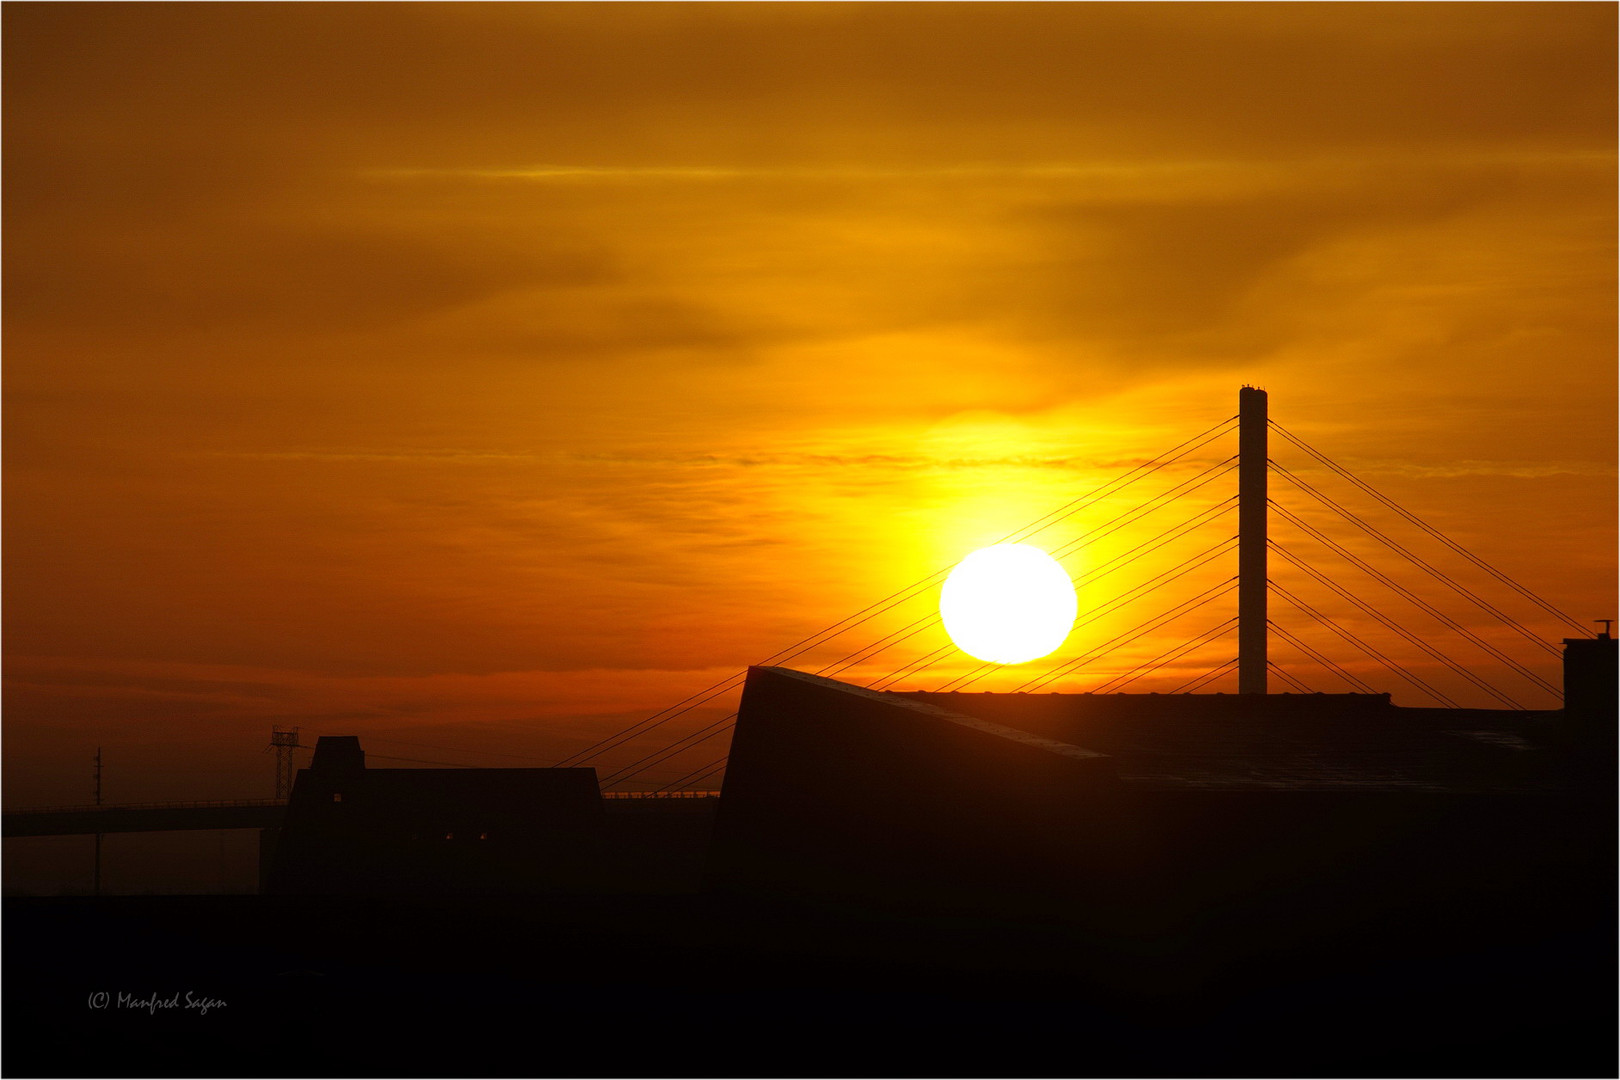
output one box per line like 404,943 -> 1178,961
1561,627 -> 1617,747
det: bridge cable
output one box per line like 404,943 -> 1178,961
862,510 -> 1236,690
1047,459 -> 1237,561
1090,617 -> 1239,694
584,418 -> 1240,781
1267,620 -> 1378,694
596,712 -> 739,788
911,535 -> 1237,693
1270,540 -> 1523,709
868,643 -> 959,691
1270,499 -> 1561,699
1002,415 -> 1237,544
1068,498 -> 1237,589
660,583 -> 1240,791
633,538 -> 1239,783
1016,579 -> 1240,693
604,439 -> 1242,776
1268,568 -> 1461,708
1267,662 -> 1317,695
555,416 -> 1237,768
846,499 -> 1236,685
941,541 -> 1237,692
1170,657 -> 1239,694
1270,579 -> 1459,706
1010,576 -> 1239,694
656,755 -> 732,793
315,472 -> 1241,781
1269,460 -> 1562,659
1269,421 -> 1589,636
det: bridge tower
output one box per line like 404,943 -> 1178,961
1238,386 -> 1268,694
268,727 -> 302,799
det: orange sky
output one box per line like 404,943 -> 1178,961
4,3 -> 1615,806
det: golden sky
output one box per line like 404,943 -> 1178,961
4,3 -> 1615,804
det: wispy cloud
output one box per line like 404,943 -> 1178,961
366,163 -> 1230,183
4,2 -> 1613,808
1341,460 -> 1618,480
363,150 -> 1613,186
210,449 -> 553,464
207,447 -> 1226,472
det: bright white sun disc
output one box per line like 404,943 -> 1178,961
939,543 -> 1077,664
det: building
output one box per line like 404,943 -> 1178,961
263,736 -> 717,894
707,650 -> 1613,947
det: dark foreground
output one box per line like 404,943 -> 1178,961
4,888 -> 1614,1079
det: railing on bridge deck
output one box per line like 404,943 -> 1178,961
600,790 -> 719,799
6,797 -> 287,816
3,798 -> 289,838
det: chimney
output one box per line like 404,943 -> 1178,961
1561,627 -> 1617,746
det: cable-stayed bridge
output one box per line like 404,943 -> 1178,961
5,387 -> 1602,841
541,386 -> 1597,794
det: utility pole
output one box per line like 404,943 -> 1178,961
269,727 -> 301,799
1238,386 -> 1268,695
93,748 -> 103,897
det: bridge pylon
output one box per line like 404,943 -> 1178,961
1238,386 -> 1268,694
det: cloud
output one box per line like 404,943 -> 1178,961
365,150 -> 1613,186
5,216 -> 615,335
2,4 -> 1612,808
1330,460 -> 1618,481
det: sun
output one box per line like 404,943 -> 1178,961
939,543 -> 1078,664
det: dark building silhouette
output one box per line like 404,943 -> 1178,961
11,651 -> 1612,1079
707,667 -> 1120,912
264,737 -> 604,894
1564,628 -> 1618,725
262,737 -> 716,894
708,660 -> 1612,948
265,636 -> 1612,908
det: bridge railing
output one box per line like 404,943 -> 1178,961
7,793 -> 716,813
600,790 -> 720,800
4,797 -> 288,816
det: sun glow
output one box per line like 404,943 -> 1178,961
939,544 -> 1077,664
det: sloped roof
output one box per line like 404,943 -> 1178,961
900,690 -> 1578,793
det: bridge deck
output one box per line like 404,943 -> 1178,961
4,800 -> 288,837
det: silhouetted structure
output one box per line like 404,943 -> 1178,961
11,385 -> 1613,1077
709,663 -> 1612,947
1557,628 -> 1619,763
1238,384 -> 1268,693
267,726 -> 302,799
707,667 -> 1117,912
4,800 -> 284,838
261,737 -> 716,894
1564,629 -> 1618,721
264,737 -> 605,894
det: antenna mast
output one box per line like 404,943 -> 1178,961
93,748 -> 103,896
